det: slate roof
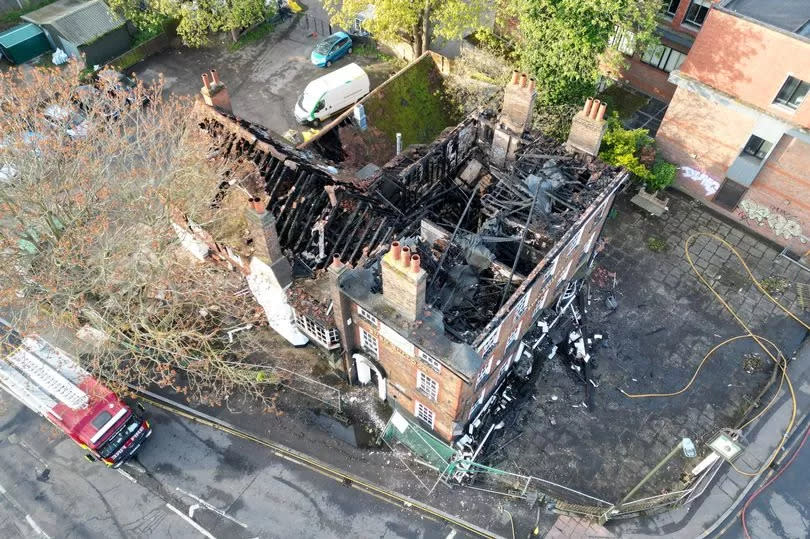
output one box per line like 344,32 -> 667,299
22,0 -> 124,46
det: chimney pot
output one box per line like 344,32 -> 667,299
590,99 -> 601,120
583,97 -> 594,116
391,241 -> 401,261
202,73 -> 211,90
250,198 -> 265,212
411,255 -> 421,273
511,70 -> 520,84
401,246 -> 411,269
529,78 -> 536,92
596,102 -> 607,121
210,69 -> 221,86
520,73 -> 528,88
331,254 -> 343,268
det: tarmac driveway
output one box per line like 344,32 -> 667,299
131,15 -> 383,139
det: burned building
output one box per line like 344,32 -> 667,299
190,60 -> 627,443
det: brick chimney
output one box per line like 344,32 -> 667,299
245,197 -> 292,286
381,241 -> 426,322
501,71 -> 537,133
565,97 -> 608,157
201,69 -> 233,114
490,71 -> 536,168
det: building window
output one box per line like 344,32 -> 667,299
356,306 -> 378,327
774,76 -> 810,110
742,135 -> 773,160
415,401 -> 435,429
713,179 -> 748,211
478,326 -> 500,359
640,44 -> 687,73
418,350 -> 442,373
514,293 -> 530,320
662,0 -> 681,16
608,27 -> 635,55
684,0 -> 710,26
416,371 -> 439,401
505,322 -> 522,350
359,327 -> 378,358
294,312 -> 340,349
532,290 -> 549,319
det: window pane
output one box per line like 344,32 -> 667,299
790,81 -> 810,107
663,50 -> 685,72
714,179 -> 748,210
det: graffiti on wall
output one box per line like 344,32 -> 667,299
738,200 -> 805,242
680,166 -> 720,196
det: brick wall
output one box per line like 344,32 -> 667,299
678,8 -> 810,129
658,87 -> 810,253
351,304 -> 466,441
615,54 -> 679,103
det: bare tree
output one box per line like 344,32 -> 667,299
0,62 -> 279,407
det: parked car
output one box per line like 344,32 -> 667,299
295,63 -> 369,126
310,31 -> 353,67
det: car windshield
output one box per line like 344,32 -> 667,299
97,414 -> 139,458
314,36 -> 340,54
298,90 -> 322,113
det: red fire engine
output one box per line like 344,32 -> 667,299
0,318 -> 151,467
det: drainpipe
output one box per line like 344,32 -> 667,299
396,133 -> 402,154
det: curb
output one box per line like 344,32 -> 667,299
131,386 -> 502,539
698,410 -> 810,538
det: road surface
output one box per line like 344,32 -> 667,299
0,393 -> 469,538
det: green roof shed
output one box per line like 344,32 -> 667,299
0,23 -> 52,65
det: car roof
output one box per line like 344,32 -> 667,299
327,31 -> 349,41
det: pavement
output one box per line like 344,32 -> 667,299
0,392 -> 469,538
538,189 -> 810,537
130,6 -> 396,140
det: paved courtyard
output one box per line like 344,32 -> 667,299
482,188 -> 809,503
131,10 -> 397,139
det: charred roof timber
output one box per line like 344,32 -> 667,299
195,67 -> 626,356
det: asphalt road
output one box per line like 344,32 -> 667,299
0,393 -> 467,538
718,422 -> 810,539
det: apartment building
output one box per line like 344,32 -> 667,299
656,0 -> 810,254
611,0 -> 718,102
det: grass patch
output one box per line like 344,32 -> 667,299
646,237 -> 667,252
0,0 -> 56,29
229,21 -> 274,51
760,276 -> 789,295
354,42 -> 394,63
598,83 -> 650,122
361,54 -> 458,153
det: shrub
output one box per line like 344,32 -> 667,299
647,237 -> 667,252
599,113 -> 676,193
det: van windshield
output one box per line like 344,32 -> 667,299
298,91 -> 323,114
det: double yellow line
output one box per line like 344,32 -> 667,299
136,392 -> 499,539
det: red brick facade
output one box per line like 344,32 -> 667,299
657,7 -> 810,255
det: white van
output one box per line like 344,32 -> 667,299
294,63 -> 370,125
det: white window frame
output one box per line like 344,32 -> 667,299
609,27 -> 635,56
415,401 -> 435,429
416,370 -> 439,402
418,350 -> 442,373
505,322 -> 522,350
294,312 -> 340,349
356,305 -> 378,327
477,324 -> 501,359
514,293 -> 530,320
640,44 -> 686,73
533,289 -> 549,319
359,326 -> 378,358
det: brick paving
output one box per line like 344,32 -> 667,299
483,188 -> 809,505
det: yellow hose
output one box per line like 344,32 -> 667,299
621,233 -> 809,477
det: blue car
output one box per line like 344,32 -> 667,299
311,31 -> 353,67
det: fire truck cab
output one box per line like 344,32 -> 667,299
0,318 -> 151,467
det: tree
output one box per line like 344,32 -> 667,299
0,62 -> 281,407
509,0 -> 660,105
324,0 -> 490,58
107,0 -> 270,47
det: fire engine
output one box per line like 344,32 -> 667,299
0,318 -> 151,467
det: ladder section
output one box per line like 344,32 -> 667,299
6,348 -> 89,410
22,336 -> 86,385
0,360 -> 60,416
